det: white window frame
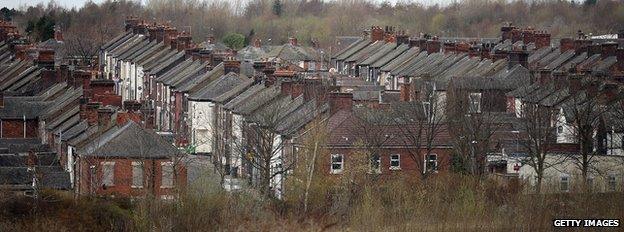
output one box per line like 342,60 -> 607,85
330,154 -> 344,174
101,161 -> 115,187
369,155 -> 381,174
423,153 -> 438,173
161,161 -> 174,188
469,92 -> 482,113
389,154 -> 401,170
560,174 -> 570,192
131,161 -> 144,188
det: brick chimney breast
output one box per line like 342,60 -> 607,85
371,26 -> 385,42
223,58 -> 241,74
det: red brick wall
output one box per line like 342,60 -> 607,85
325,147 -> 452,176
77,157 -> 187,198
1,119 -> 38,138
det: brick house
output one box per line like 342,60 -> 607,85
75,121 -> 186,199
323,108 -> 453,176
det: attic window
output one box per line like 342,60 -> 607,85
469,93 -> 482,113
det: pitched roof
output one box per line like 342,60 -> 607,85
188,72 -> 249,101
79,121 -> 180,158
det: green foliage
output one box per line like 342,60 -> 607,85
0,7 -> 19,21
222,32 -> 246,50
25,15 -> 56,41
584,0 -> 598,6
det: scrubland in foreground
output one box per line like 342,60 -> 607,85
1,174 -> 622,231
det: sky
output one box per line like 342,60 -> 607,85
1,0 -> 456,10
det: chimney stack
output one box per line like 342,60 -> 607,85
253,38 -> 262,48
84,102 -> 101,126
54,25 -> 63,42
206,35 -> 215,45
288,37 -> 298,46
223,58 -> 241,74
560,38 -> 574,52
124,16 -> 140,32
36,49 -> 55,69
329,92 -> 353,114
97,107 -> 116,128
371,26 -> 385,42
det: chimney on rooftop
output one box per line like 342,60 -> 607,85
288,37 -> 298,46
601,43 -> 618,58
329,92 -> 353,114
253,38 -> 262,48
534,30 -> 551,49
124,16 -> 140,32
36,49 -> 55,69
206,35 -> 215,45
425,38 -> 441,54
84,102 -> 101,126
223,58 -> 241,74
371,26 -> 385,42
560,38 -> 574,52
54,25 -> 63,42
97,107 -> 116,128
500,23 -> 516,42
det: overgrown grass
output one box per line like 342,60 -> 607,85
1,174 -> 622,231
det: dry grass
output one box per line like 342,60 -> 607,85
1,174 -> 622,231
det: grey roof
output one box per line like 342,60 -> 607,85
232,85 -> 281,115
237,45 -> 272,61
101,31 -> 133,51
177,63 -> 225,93
0,97 -> 50,119
334,38 -> 371,60
359,43 -> 398,66
211,77 -> 255,104
79,121 -> 180,158
188,72 -> 249,101
277,100 -> 329,135
346,41 -> 386,63
379,48 -> 421,72
0,138 -> 49,153
370,44 -> 410,68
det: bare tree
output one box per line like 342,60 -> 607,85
391,79 -> 446,179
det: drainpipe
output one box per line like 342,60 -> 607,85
23,115 -> 26,138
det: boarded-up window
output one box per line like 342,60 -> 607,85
132,162 -> 143,188
161,162 -> 174,188
102,162 -> 115,187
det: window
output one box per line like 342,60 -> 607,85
422,102 -> 432,122
102,162 -> 115,187
390,154 -> 401,170
469,93 -> 482,113
330,154 -> 344,174
132,162 -> 143,188
557,126 -> 564,134
161,162 -> 174,188
560,175 -> 570,192
424,154 -> 438,173
608,174 -> 617,191
369,155 -> 381,174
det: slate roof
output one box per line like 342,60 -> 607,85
79,121 -> 180,158
237,45 -> 272,61
359,43 -> 398,66
211,77 -> 255,104
325,109 -> 452,147
334,38 -> 371,61
188,72 -> 249,101
370,44 -> 410,68
0,97 -> 50,119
